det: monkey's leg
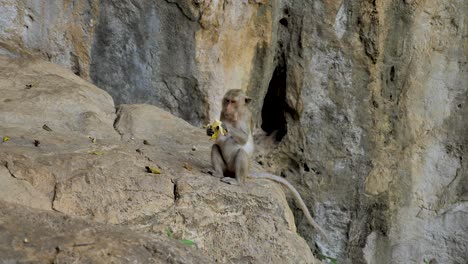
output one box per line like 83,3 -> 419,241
220,149 -> 248,186
228,149 -> 249,185
211,144 -> 226,178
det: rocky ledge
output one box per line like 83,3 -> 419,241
0,56 -> 320,263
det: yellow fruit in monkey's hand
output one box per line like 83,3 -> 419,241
205,119 -> 227,140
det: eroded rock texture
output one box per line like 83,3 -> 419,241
0,0 -> 98,78
0,201 -> 212,264
90,1 -> 209,125
0,56 -> 319,263
257,1 -> 468,263
0,0 -> 467,263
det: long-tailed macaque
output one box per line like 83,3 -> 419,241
208,89 -> 327,238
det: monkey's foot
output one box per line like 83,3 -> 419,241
213,172 -> 224,178
220,177 -> 238,185
201,168 -> 214,175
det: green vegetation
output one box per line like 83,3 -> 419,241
319,253 -> 337,264
165,227 -> 195,247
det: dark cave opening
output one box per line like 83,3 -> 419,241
261,62 -> 289,142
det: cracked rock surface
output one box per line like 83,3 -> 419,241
0,56 -> 320,263
0,201 -> 212,264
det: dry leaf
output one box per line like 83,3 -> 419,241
183,163 -> 193,171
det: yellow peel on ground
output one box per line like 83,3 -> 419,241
146,166 -> 161,174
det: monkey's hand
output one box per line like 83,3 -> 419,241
206,125 -> 214,137
221,122 -> 228,134
206,119 -> 228,140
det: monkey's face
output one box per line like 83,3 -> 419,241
223,97 -> 239,113
222,97 -> 240,121
221,89 -> 252,122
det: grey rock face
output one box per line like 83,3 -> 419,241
0,0 -> 98,78
90,0 -> 208,125
255,0 -> 468,263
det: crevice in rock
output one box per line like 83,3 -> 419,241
4,162 -> 17,179
70,52 -> 81,77
112,107 -> 124,140
357,1 -> 380,64
50,246 -> 60,264
390,66 -> 395,82
51,183 -> 60,212
143,244 -> 165,259
172,179 -> 180,202
279,18 -> 288,27
73,242 -> 96,247
261,53 -> 291,142
164,0 -> 198,21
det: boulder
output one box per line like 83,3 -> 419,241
0,56 -> 119,140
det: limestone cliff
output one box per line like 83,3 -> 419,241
1,0 -> 467,263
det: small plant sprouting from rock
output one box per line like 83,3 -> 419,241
423,259 -> 437,264
165,227 -> 174,238
180,239 -> 195,246
319,253 -> 337,264
165,227 -> 195,247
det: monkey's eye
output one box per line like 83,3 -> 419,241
231,100 -> 236,104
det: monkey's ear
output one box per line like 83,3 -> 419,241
244,96 -> 252,104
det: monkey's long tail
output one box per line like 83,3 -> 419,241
250,171 -> 328,241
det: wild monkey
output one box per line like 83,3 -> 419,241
208,89 -> 254,184
208,89 -> 327,238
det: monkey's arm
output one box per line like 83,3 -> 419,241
226,126 -> 250,145
249,171 -> 328,241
